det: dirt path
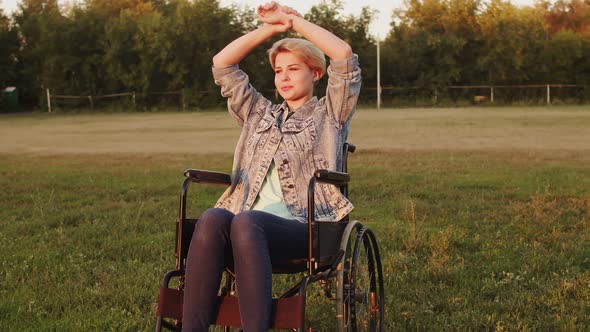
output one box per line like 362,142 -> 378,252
1,107 -> 589,155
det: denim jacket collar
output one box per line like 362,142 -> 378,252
289,97 -> 318,121
272,97 -> 319,122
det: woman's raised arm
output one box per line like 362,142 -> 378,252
212,21 -> 290,68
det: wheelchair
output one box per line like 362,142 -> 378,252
155,143 -> 385,331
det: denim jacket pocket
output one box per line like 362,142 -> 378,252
282,119 -> 316,152
255,117 -> 274,133
246,118 -> 274,156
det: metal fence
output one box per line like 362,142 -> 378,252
45,84 -> 589,112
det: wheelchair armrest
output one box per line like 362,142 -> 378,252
345,143 -> 356,153
313,169 -> 350,187
184,169 -> 231,186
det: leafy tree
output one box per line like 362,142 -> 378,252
542,30 -> 586,83
544,0 -> 590,35
0,7 -> 19,88
477,0 -> 546,84
540,0 -> 590,86
86,0 -> 155,17
384,0 -> 481,91
577,34 -> 590,85
161,0 -> 249,106
13,0 -> 64,105
62,5 -> 110,95
306,0 -> 347,37
102,9 -> 145,92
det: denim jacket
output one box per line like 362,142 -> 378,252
212,54 -> 361,222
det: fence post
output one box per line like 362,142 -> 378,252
132,91 -> 136,111
433,89 -> 438,104
46,88 -> 51,113
547,84 -> 550,105
88,95 -> 94,110
490,86 -> 494,103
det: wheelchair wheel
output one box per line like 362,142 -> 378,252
342,225 -> 385,331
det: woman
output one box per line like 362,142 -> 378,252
182,2 -> 361,331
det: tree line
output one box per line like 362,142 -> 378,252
1,0 -> 589,109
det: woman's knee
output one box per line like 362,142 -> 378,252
194,208 -> 233,242
230,210 -> 265,246
200,208 -> 233,223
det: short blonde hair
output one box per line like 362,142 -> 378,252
267,38 -> 326,79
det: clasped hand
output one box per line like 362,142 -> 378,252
257,1 -> 302,32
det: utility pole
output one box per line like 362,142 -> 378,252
377,38 -> 382,110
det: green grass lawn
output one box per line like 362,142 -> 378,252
1,107 -> 589,330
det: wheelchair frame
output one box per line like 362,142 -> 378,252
155,143 -> 384,331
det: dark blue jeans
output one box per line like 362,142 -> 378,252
181,208 -> 309,332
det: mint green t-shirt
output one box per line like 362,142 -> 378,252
251,161 -> 296,220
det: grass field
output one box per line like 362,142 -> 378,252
1,106 -> 589,330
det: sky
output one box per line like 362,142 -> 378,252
1,0 -> 539,38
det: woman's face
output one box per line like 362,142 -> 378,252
273,51 -> 319,110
